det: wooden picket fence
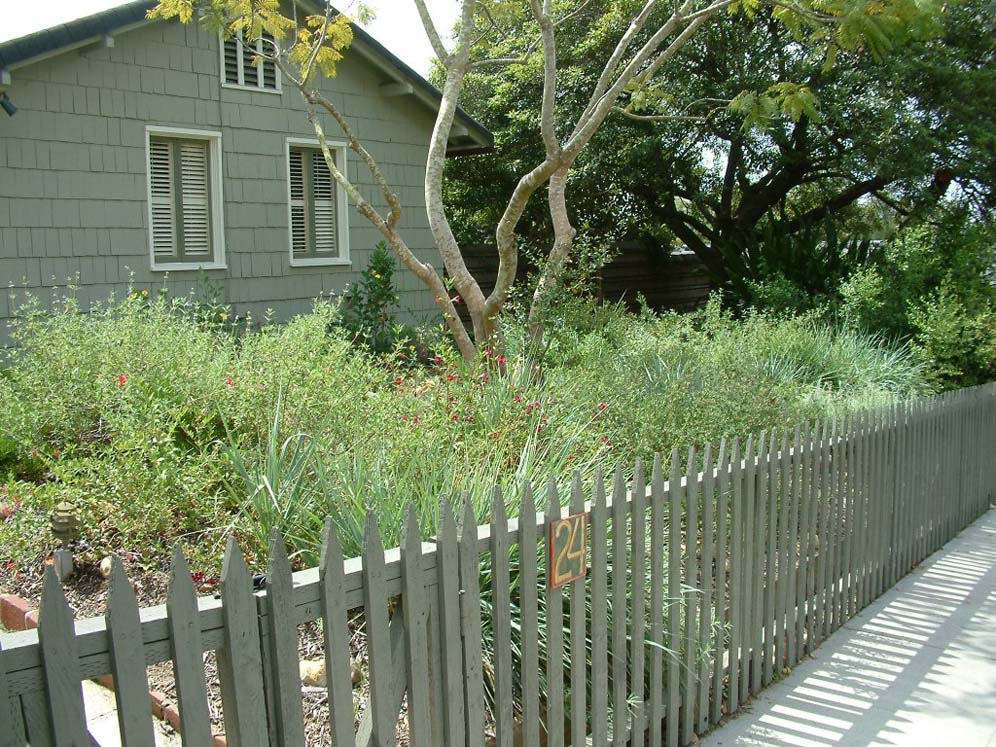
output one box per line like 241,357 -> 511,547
1,383 -> 994,746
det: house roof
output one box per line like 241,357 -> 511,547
0,1 -> 493,155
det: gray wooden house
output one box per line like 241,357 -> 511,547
0,1 -> 492,338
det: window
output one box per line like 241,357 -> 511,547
145,127 -> 225,270
286,139 -> 350,266
222,32 -> 280,92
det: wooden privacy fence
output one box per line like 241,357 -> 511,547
1,383 -> 995,746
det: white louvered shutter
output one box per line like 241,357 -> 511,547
149,139 -> 176,260
288,149 -> 308,256
223,37 -> 240,84
311,150 -> 337,256
178,141 -> 212,258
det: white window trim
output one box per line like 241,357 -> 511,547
145,125 -> 227,272
285,137 -> 351,268
219,32 -> 282,95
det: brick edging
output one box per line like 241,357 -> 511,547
0,593 -> 227,747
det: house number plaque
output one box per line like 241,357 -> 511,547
548,512 -> 587,589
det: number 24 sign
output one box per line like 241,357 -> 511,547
549,513 -> 587,589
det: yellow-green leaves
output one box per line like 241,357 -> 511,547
730,83 -> 822,130
149,0 -> 357,83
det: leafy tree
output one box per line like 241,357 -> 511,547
152,0 -> 939,360
446,1 -> 985,301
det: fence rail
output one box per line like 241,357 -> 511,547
2,383 -> 994,746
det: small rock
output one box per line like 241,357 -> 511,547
99,556 -> 113,579
300,658 -> 326,687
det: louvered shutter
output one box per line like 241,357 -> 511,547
288,149 -> 308,257
149,139 -> 176,260
178,141 -> 212,258
241,33 -> 259,87
261,32 -> 278,89
311,150 -> 337,256
223,37 -> 240,84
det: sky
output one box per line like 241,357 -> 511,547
0,0 -> 460,76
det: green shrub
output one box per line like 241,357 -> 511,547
338,241 -> 401,353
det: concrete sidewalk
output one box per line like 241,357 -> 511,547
700,506 -> 996,747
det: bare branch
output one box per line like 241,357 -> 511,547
413,0 -> 451,64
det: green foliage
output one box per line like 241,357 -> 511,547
338,242 -> 402,353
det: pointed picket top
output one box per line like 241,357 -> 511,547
461,497 -> 478,547
221,535 -> 251,588
403,502 -> 422,553
439,499 -> 458,542
521,481 -> 536,524
492,484 -> 508,528
688,445 -> 698,480
107,555 -> 140,616
546,475 -> 561,520
267,528 -> 292,581
745,433 -> 755,468
38,564 -> 88,745
670,446 -> 682,482
652,453 -> 664,499
611,463 -> 626,507
320,517 -> 344,578
168,544 -> 196,599
363,509 -> 385,558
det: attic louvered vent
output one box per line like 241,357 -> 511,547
147,130 -> 224,269
222,31 -> 279,92
287,144 -> 346,264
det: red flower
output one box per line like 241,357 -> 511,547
452,414 -> 459,422
225,376 -> 235,387
490,431 -> 499,440
433,355 -> 443,364
401,415 -> 409,422
446,373 -> 456,381
485,348 -> 493,357
52,448 -> 60,459
191,571 -> 206,584
452,295 -> 461,304
394,376 -> 403,386
480,372 -> 490,383
514,395 -> 522,403
496,355 -> 506,365
116,373 -> 129,387
598,401 -> 608,410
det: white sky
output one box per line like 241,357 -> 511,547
0,0 -> 460,76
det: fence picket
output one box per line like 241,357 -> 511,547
36,566 -> 87,746
590,469 -> 610,747
667,449 -> 682,747
488,492 -> 513,747
402,504 -> 432,747
631,461 -> 647,747
318,520 -> 358,747
0,638 -> 25,747
166,547 -> 212,747
683,447 -> 700,744
776,430 -> 791,673
611,467 -> 629,747
804,421 -> 819,655
763,432 -> 778,686
106,556 -> 156,747
696,444 -> 715,735
518,484 -> 540,747
709,439 -> 729,727
757,433 -> 772,692
459,499 -> 486,747
436,500 -> 465,746
569,474 -> 588,747
216,539 -> 268,747
739,435 -> 756,704
648,456 -> 665,747
813,421 -> 830,645
789,426 -> 803,665
20,690 -> 54,747
361,514 -> 396,747
727,438 -> 743,716
264,531 -> 305,747
545,478 -> 566,747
